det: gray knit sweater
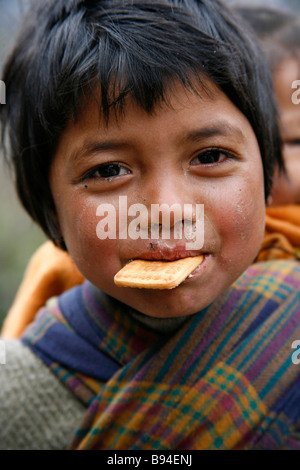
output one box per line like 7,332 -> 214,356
0,314 -> 188,449
0,339 -> 86,450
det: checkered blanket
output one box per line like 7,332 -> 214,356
22,260 -> 300,449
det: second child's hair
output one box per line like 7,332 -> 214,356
1,0 -> 283,246
235,5 -> 300,71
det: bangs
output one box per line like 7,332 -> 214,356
1,0 -> 283,240
41,3 -> 230,127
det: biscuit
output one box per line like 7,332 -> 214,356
114,256 -> 203,289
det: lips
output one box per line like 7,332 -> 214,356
130,245 -> 205,262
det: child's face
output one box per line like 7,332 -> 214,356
271,57 -> 300,205
50,79 -> 265,318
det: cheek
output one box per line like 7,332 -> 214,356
58,197 -> 121,277
234,191 -> 265,242
58,198 -> 96,246
211,176 -> 265,260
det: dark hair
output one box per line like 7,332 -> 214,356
235,5 -> 300,71
1,0 -> 283,246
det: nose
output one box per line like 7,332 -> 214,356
141,169 -> 196,231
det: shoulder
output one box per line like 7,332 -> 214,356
234,259 -> 300,298
0,339 -> 86,450
240,259 -> 300,279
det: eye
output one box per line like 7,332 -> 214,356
83,163 -> 130,181
190,149 -> 232,166
285,139 -> 300,147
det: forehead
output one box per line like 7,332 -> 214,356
57,79 -> 256,153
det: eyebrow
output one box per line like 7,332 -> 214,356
181,122 -> 246,144
71,121 -> 246,163
71,140 -> 130,165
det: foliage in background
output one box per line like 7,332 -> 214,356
0,0 -> 45,328
0,161 -> 46,326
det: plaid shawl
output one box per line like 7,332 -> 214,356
21,260 -> 300,450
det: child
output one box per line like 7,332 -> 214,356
5,5 -> 300,336
1,0 -> 300,450
235,6 -> 300,261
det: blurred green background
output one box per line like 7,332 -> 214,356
0,0 -> 300,330
0,0 -> 46,328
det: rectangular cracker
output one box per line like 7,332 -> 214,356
114,256 -> 203,289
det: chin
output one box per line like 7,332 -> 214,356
125,290 -> 208,319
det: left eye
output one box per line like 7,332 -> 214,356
190,149 -> 230,165
285,139 -> 300,147
84,163 -> 130,180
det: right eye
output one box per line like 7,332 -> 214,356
83,163 -> 130,181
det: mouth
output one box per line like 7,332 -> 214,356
115,242 -> 210,290
114,252 -> 210,290
130,246 -> 206,263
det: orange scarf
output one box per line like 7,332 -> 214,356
257,205 -> 300,262
0,241 -> 84,338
